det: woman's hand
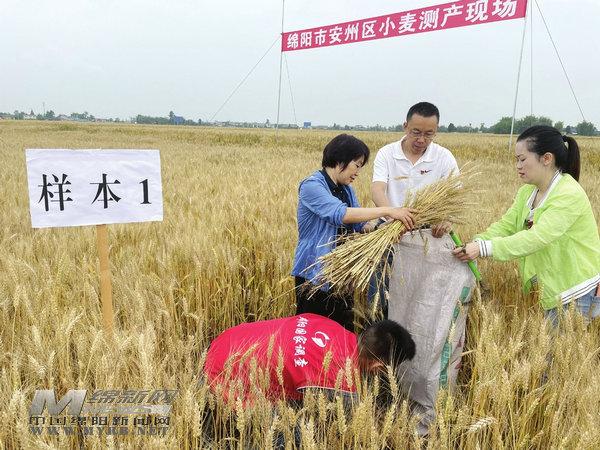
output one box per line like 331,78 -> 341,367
387,207 -> 417,230
452,242 -> 480,261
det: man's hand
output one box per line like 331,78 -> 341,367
452,242 -> 480,261
431,221 -> 451,238
361,221 -> 377,233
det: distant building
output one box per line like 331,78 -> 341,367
173,116 -> 185,125
303,121 -> 312,129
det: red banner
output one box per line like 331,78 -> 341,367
282,0 -> 527,52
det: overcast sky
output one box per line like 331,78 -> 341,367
2,0 -> 599,127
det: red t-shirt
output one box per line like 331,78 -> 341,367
204,314 -> 358,402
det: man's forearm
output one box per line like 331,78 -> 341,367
371,183 -> 391,208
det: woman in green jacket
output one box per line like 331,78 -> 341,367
453,125 -> 600,325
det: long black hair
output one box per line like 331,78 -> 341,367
517,125 -> 580,181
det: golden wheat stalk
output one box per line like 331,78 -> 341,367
316,168 -> 478,294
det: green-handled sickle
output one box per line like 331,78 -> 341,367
449,230 -> 482,282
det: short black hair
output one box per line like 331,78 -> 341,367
359,320 -> 416,367
321,134 -> 370,170
406,102 -> 440,122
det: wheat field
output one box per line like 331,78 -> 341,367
1,121 -> 599,449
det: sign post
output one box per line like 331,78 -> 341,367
26,149 -> 163,335
96,224 -> 114,335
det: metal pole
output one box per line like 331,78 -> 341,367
534,0 -> 586,122
509,1 -> 529,152
530,0 -> 533,116
275,0 -> 285,137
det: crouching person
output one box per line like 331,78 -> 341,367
204,313 -> 415,405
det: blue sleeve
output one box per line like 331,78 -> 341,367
299,178 -> 347,226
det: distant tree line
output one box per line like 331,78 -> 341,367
135,111 -> 200,126
325,115 -> 598,136
1,109 -> 598,136
442,115 -> 597,136
0,109 -> 124,122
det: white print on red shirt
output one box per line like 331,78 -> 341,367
293,316 -> 311,367
311,331 -> 330,348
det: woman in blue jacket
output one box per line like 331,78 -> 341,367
292,134 -> 416,331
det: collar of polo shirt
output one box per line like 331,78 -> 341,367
393,136 -> 435,163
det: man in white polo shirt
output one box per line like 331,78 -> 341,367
369,102 -> 459,318
372,102 -> 458,236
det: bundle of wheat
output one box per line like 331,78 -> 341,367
317,169 -> 478,295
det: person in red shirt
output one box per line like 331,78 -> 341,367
204,313 -> 415,404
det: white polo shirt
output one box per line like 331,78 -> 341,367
372,137 -> 459,206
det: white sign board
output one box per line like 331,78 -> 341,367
26,149 -> 163,228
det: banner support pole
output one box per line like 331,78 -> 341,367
509,0 -> 529,152
275,0 -> 285,137
530,0 -> 533,116
96,224 -> 115,336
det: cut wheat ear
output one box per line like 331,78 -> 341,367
314,167 -> 480,295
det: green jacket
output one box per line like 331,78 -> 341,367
476,174 -> 600,310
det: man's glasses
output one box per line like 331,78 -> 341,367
408,129 -> 436,140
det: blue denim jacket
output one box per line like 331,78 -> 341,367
291,170 -> 364,289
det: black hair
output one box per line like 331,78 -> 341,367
321,134 -> 370,170
359,320 -> 416,367
406,102 -> 440,122
517,125 -> 580,181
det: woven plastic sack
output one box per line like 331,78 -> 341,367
388,229 -> 475,435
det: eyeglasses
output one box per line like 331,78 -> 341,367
408,129 -> 436,140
